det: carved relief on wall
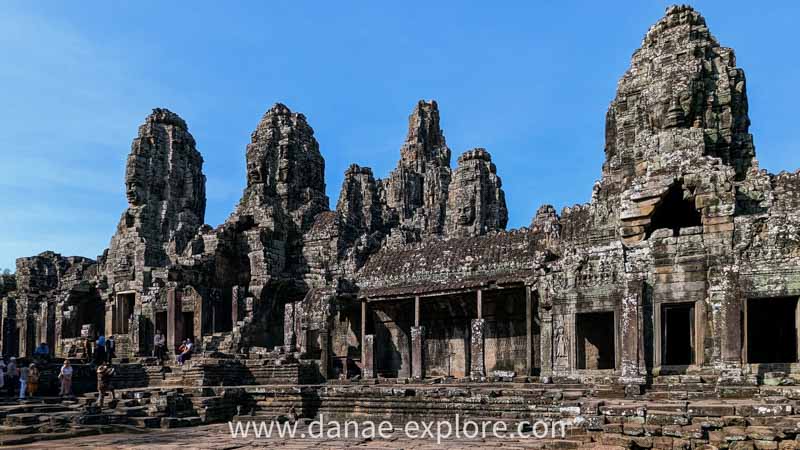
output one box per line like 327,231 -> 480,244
553,316 -> 568,362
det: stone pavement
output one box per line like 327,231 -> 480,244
12,423 -> 593,449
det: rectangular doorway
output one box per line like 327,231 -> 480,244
662,303 -> 694,365
575,311 -> 615,369
116,293 -> 135,334
747,297 -> 798,363
182,312 -> 195,342
155,312 -> 168,337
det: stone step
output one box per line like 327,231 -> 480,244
0,424 -> 37,435
127,416 -> 162,428
160,416 -> 203,428
116,405 -> 149,417
4,413 -> 42,426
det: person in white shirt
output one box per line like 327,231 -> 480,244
59,360 -> 73,396
153,330 -> 166,362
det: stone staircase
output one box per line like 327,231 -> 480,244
4,378 -> 800,447
0,385 -> 248,446
201,332 -> 236,354
142,352 -> 319,387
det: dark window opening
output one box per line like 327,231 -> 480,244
662,303 -> 694,365
747,297 -> 797,364
182,312 -> 195,342
646,182 -> 702,238
576,312 -> 615,369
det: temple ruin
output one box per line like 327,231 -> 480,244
3,6 -> 800,447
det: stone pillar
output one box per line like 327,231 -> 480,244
470,318 -> 486,379
284,301 -> 297,352
194,293 -> 204,343
477,289 -> 483,319
105,301 -> 114,338
166,288 -> 183,353
539,309 -> 553,378
319,329 -> 330,380
526,285 -> 533,376
620,276 -> 646,386
411,325 -> 425,379
360,300 -> 367,363
0,300 -> 9,357
362,334 -> 375,378
231,285 -> 241,324
717,268 -> 742,366
414,296 -> 420,327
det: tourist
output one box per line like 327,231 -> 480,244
106,335 -> 116,363
96,362 -> 115,408
177,338 -> 193,365
153,330 -> 165,362
175,339 -> 186,365
6,357 -> 18,397
59,360 -> 73,396
83,335 -> 93,362
18,363 -> 28,400
26,364 -> 39,397
95,335 -> 106,364
0,360 -> 5,394
34,342 -> 49,357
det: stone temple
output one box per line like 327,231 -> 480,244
4,6 -> 800,448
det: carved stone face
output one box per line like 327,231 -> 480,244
247,159 -> 263,184
457,195 -> 476,226
125,181 -> 144,205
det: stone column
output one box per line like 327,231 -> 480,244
231,286 -> 241,325
166,288 -> 182,353
539,309 -> 553,378
360,300 -> 367,364
414,296 -> 420,328
319,329 -> 330,380
619,276 -> 646,388
411,325 -> 425,379
194,293 -> 204,343
470,318 -> 486,380
717,268 -> 742,366
477,289 -> 483,319
363,334 -> 375,378
284,301 -> 297,352
105,301 -> 114,338
526,285 -> 533,376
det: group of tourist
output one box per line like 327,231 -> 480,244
151,330 -> 194,366
0,332 -> 191,405
82,334 -> 116,364
0,356 -> 74,399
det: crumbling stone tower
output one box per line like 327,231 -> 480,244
100,109 -> 206,356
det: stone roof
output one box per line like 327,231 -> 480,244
356,228 -> 550,299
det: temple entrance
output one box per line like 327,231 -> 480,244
211,298 -> 233,333
182,312 -> 195,342
422,295 -> 473,378
662,303 -> 694,365
155,312 -> 168,337
372,299 -> 412,378
575,311 -> 615,370
114,293 -> 135,334
747,297 -> 798,363
63,294 -> 104,339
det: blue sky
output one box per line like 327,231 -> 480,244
1,1 -> 799,271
